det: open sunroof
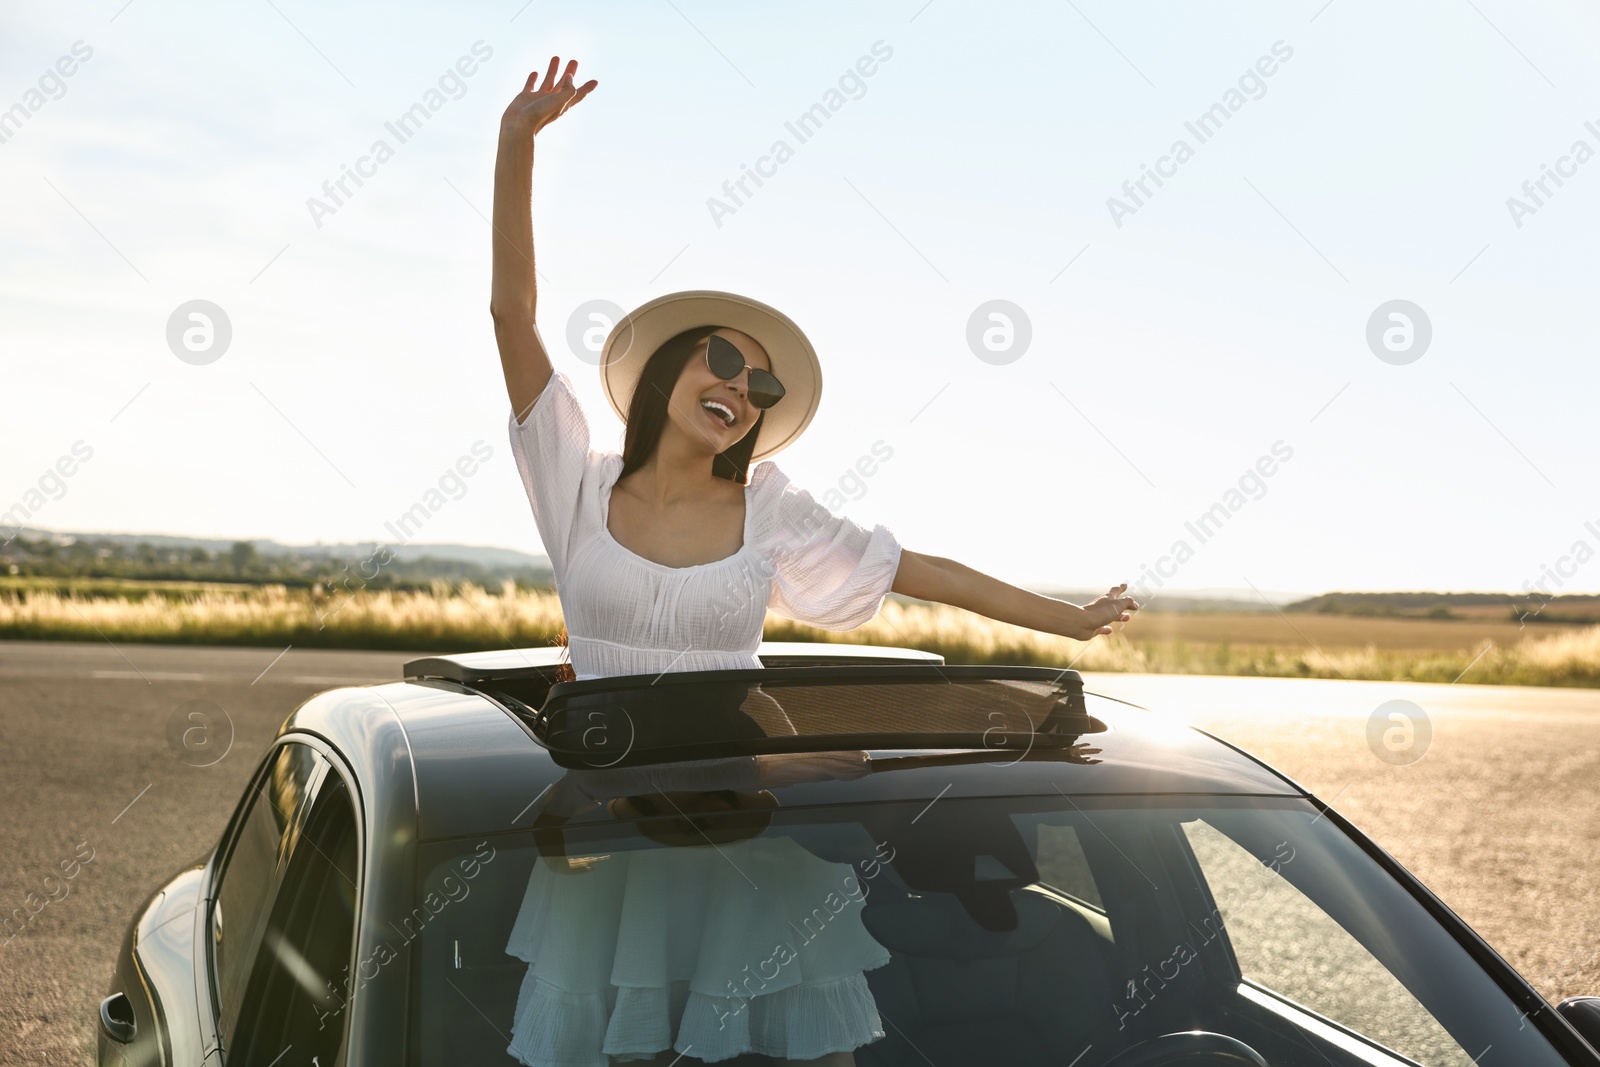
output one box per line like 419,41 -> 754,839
480,664 -> 1101,769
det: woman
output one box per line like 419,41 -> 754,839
492,57 -> 1138,1067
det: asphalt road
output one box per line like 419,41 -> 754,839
0,640 -> 419,1066
2,640 -> 1597,1065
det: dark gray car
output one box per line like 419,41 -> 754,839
99,641 -> 1600,1067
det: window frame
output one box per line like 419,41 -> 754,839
201,733 -> 367,1064
205,740 -> 327,1047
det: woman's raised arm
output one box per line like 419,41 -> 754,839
891,549 -> 1139,643
491,57 -> 597,424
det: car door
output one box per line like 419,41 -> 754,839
203,738 -> 362,1066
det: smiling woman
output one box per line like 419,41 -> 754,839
486,54 -> 1143,1066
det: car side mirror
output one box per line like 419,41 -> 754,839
1556,997 -> 1600,1053
98,992 -> 136,1043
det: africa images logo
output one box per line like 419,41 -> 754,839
1106,40 -> 1294,228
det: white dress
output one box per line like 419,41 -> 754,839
501,370 -> 903,1065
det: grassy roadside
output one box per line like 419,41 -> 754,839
2,579 -> 1598,687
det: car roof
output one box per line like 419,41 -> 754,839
280,642 -> 1306,843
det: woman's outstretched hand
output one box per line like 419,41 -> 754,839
1065,582 -> 1140,641
502,55 -> 597,137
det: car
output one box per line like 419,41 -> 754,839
99,640 -> 1600,1067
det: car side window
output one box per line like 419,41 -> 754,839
1180,819 -> 1475,1066
227,770 -> 360,1066
212,742 -> 323,1046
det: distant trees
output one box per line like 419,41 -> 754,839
229,540 -> 259,576
0,532 -> 553,590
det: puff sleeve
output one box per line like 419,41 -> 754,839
755,464 -> 903,630
507,371 -> 590,574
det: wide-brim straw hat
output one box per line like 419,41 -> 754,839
598,290 -> 822,461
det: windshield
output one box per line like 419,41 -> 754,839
403,775 -> 1571,1067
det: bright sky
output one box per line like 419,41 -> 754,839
4,0 -> 1600,602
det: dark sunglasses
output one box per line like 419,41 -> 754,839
706,334 -> 785,409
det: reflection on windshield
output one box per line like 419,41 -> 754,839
508,754 -> 894,1065
408,763 -> 1573,1067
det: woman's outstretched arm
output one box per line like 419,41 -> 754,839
491,57 -> 597,424
891,549 -> 1139,642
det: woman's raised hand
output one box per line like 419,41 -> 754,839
503,55 -> 597,137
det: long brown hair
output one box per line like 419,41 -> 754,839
552,627 -> 575,684
617,325 -> 764,485
552,328 -> 765,679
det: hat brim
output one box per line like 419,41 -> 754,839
599,290 -> 821,462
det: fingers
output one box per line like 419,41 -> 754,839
532,56 -> 577,93
528,57 -> 596,106
1105,582 -> 1140,613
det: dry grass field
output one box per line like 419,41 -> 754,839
2,578 -> 1599,686
1123,609 -> 1564,650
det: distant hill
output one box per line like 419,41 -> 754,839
1030,589 -> 1309,612
1,526 -> 553,589
1285,590 -> 1600,625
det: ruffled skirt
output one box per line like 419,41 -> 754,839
504,835 -> 891,1065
